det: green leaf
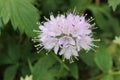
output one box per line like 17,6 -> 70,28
88,5 -> 110,30
0,0 -> 39,37
21,64 -> 31,76
0,18 -> 3,35
108,0 -> 120,11
0,54 -> 13,65
101,75 -> 114,80
88,5 -> 120,35
70,0 -> 91,12
94,46 -> 113,72
0,0 -> 11,24
33,54 -> 58,80
4,64 -> 19,80
0,18 -> 3,28
8,44 -> 20,63
69,63 -> 78,80
79,51 -> 96,67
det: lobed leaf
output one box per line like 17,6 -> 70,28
0,0 -> 39,37
108,0 -> 120,11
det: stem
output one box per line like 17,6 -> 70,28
52,53 -> 70,71
89,70 -> 120,80
27,58 -> 33,73
95,0 -> 100,6
110,71 -> 120,75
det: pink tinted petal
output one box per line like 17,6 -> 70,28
44,42 -> 55,50
76,36 -> 92,51
54,44 -> 59,54
59,48 -> 65,55
59,36 -> 75,47
43,38 -> 57,50
71,46 -> 78,56
50,15 -> 55,21
64,48 -> 71,59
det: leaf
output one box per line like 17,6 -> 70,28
79,51 -> 96,67
0,0 -> 11,24
101,75 -> 114,80
4,64 -> 19,80
0,54 -> 13,65
33,54 -> 58,80
0,0 -> 39,37
108,0 -> 120,11
88,5 -> 120,35
94,46 -> 113,72
70,0 -> 91,12
8,44 -> 20,63
88,5 -> 109,30
0,18 -> 3,28
21,64 -> 31,76
0,18 -> 3,35
69,63 -> 78,80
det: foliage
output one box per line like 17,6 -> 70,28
108,0 -> 120,11
0,0 -> 39,37
0,0 -> 120,80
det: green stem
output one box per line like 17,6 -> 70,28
110,71 -> 120,75
95,0 -> 100,6
27,58 -> 33,73
52,53 -> 70,71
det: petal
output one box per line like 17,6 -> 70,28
76,39 -> 80,51
59,36 -> 75,46
50,15 -> 55,21
39,25 -> 44,30
76,36 -> 92,51
71,47 -> 78,56
54,43 -> 59,54
59,48 -> 65,55
44,42 -> 55,50
68,37 -> 75,45
39,25 -> 47,31
43,38 -> 57,50
64,47 -> 71,59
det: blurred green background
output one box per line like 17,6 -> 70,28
0,0 -> 120,80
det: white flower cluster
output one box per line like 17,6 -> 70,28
33,13 -> 98,60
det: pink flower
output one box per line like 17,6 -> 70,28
34,13 -> 97,60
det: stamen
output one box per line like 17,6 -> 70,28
33,29 -> 41,33
91,44 -> 99,48
69,57 -> 74,63
91,23 -> 96,27
34,44 -> 43,47
37,47 -> 44,53
92,39 -> 101,42
84,14 -> 88,17
44,16 -> 49,21
74,56 -> 79,61
87,18 -> 94,23
91,47 -> 96,52
36,22 -> 40,25
45,50 -> 51,55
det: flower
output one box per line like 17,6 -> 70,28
33,13 -> 97,61
113,36 -> 120,45
20,75 -> 32,80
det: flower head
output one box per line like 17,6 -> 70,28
33,13 -> 97,61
